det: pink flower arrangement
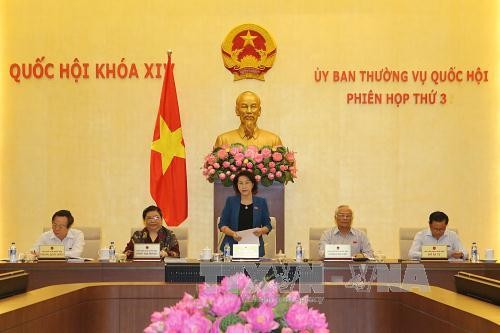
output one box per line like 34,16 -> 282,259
202,144 -> 297,187
145,273 -> 329,333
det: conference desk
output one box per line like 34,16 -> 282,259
0,261 -> 165,291
324,260 -> 500,292
0,260 -> 499,292
0,282 -> 498,333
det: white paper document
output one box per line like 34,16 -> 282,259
238,228 -> 259,244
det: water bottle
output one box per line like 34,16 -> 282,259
470,242 -> 478,263
295,242 -> 303,262
9,242 -> 17,263
109,241 -> 116,263
223,243 -> 231,262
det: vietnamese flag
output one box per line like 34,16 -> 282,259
150,52 -> 187,226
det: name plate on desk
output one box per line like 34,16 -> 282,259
421,245 -> 448,259
134,243 -> 160,259
325,244 -> 351,259
232,244 -> 259,261
38,245 -> 65,259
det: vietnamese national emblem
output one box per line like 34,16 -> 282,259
221,23 -> 277,81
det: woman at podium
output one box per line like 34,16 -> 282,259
218,170 -> 272,257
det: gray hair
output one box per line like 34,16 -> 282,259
334,205 -> 353,218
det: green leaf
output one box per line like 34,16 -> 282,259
261,177 -> 273,187
240,299 -> 259,311
220,314 -> 245,332
276,146 -> 287,154
272,299 -> 290,318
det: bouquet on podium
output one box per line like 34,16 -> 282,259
202,144 -> 297,187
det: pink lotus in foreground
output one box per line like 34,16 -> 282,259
145,273 -> 329,333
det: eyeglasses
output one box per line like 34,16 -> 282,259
146,216 -> 161,221
336,214 -> 352,219
52,223 -> 68,229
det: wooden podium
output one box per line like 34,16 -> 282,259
212,181 -> 285,253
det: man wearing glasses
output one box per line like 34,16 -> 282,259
32,210 -> 85,258
408,211 -> 467,260
318,205 -> 374,258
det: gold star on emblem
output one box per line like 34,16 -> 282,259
240,30 -> 257,47
151,116 -> 185,173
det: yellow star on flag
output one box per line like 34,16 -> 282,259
240,30 -> 257,47
151,116 -> 185,174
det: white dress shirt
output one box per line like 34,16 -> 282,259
32,228 -> 85,258
408,228 -> 467,260
318,227 -> 374,258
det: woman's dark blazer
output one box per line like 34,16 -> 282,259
218,195 -> 272,257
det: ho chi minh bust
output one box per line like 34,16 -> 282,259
214,91 -> 283,148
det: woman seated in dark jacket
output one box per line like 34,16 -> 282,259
124,205 -> 180,259
218,170 -> 272,257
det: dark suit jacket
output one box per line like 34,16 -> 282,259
218,195 -> 272,257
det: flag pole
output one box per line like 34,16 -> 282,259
150,48 -> 188,226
